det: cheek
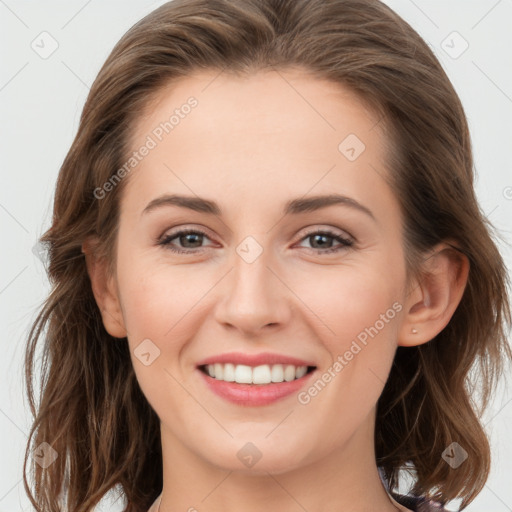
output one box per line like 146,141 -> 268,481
116,251 -> 205,340
294,263 -> 403,345
117,247 -> 405,364
294,264 -> 403,408
115,261 -> 205,415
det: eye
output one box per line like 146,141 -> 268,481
295,229 -> 354,254
158,228 -> 214,254
158,227 -> 354,255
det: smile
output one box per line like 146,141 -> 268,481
199,363 -> 316,384
197,364 -> 318,407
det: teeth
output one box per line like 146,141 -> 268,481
252,364 -> 271,384
235,364 -> 253,384
223,363 -> 235,382
204,363 -> 310,384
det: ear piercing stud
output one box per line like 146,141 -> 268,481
411,328 -> 418,334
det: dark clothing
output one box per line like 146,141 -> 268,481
392,492 -> 447,511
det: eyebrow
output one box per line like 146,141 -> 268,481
142,193 -> 375,220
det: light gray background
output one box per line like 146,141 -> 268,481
1,1 -> 511,511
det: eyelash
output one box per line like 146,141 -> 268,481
157,228 -> 354,255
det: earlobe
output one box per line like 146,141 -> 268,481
82,238 -> 127,339
398,243 -> 469,347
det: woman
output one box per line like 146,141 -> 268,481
23,1 -> 511,511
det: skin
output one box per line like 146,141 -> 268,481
85,68 -> 469,512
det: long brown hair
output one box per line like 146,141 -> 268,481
24,0 -> 511,511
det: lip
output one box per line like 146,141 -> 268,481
197,368 -> 317,406
196,351 -> 316,368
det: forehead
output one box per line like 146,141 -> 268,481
123,68 -> 396,223
130,67 -> 383,154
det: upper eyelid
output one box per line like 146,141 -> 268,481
159,224 -> 353,237
159,225 -> 216,243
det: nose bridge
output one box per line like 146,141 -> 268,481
215,235 -> 289,332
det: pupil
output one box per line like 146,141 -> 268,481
312,234 -> 330,248
182,233 -> 202,247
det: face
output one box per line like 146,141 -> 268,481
107,68 -> 410,474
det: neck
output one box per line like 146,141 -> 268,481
157,411 -> 407,512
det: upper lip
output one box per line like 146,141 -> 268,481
196,352 -> 317,368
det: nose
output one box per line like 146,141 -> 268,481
214,248 -> 291,336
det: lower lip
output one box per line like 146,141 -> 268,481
197,368 -> 316,406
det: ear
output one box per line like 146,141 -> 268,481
82,237 -> 127,338
398,242 -> 469,347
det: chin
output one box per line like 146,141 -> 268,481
202,438 -> 313,475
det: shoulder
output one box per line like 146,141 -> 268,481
391,492 -> 449,511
